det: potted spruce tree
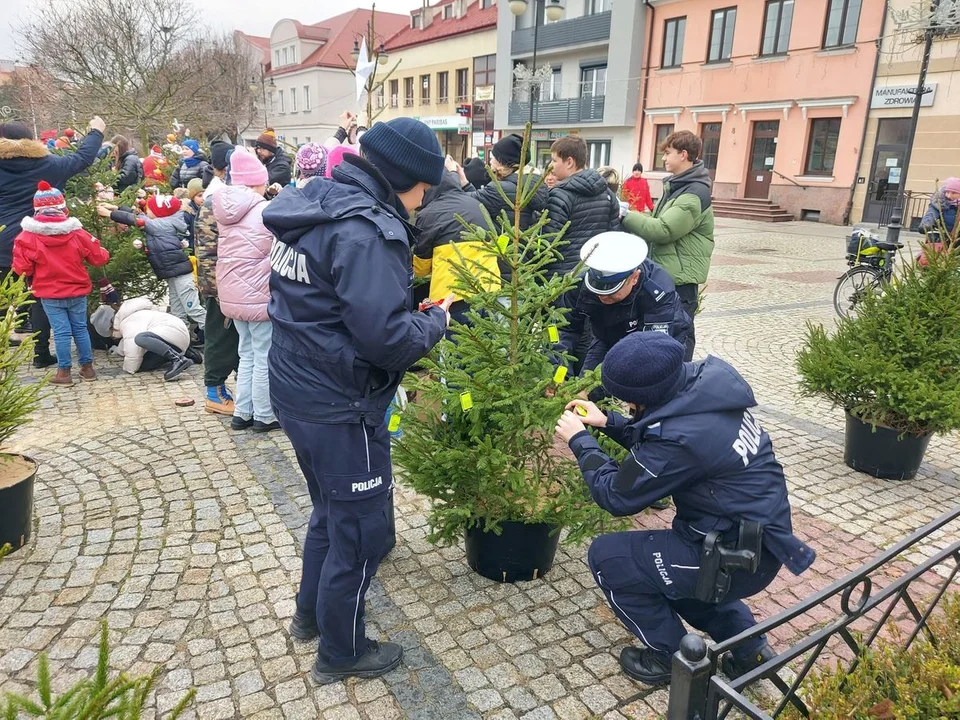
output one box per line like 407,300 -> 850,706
0,275 -> 47,551
796,241 -> 960,480
393,133 -> 626,583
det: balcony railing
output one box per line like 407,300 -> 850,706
511,11 -> 611,55
508,96 -> 605,125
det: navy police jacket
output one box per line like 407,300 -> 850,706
262,154 -> 447,426
557,259 -> 692,373
568,356 -> 815,576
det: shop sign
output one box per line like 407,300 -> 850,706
418,115 -> 470,130
475,85 -> 495,102
870,83 -> 937,109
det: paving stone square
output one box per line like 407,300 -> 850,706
1,219 -> 958,718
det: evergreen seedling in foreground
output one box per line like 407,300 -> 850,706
394,129 -> 627,546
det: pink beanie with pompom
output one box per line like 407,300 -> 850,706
325,145 -> 360,179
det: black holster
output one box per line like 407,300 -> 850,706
694,521 -> 763,604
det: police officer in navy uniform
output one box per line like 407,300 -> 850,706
557,232 -> 693,381
262,117 -> 453,684
554,332 -> 815,685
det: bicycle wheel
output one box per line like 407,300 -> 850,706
834,266 -> 883,319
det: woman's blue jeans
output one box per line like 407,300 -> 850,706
40,296 -> 93,369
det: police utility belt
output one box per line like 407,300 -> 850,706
694,521 -> 763,604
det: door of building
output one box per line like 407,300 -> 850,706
744,121 -> 779,198
700,122 -> 722,181
861,118 -> 912,224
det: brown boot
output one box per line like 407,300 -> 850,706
50,368 -> 74,385
79,364 -> 97,382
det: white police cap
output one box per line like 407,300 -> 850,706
580,232 -> 649,295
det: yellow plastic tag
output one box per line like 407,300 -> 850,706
459,392 -> 473,411
575,405 -> 588,417
388,413 -> 401,432
497,234 -> 510,253
547,325 -> 559,343
553,366 -> 568,384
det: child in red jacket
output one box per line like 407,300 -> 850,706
13,182 -> 110,385
623,163 -> 654,213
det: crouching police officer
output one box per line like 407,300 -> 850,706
554,332 -> 815,686
263,117 -> 453,684
557,232 -> 693,381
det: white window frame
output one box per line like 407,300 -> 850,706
586,140 -> 611,168
278,89 -> 285,113
290,87 -> 297,112
303,85 -> 310,111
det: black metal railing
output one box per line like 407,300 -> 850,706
875,190 -> 933,230
668,505 -> 960,720
772,170 -> 806,191
511,11 -> 611,55
508,96 -> 605,125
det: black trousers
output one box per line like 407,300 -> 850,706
1,265 -> 52,360
676,283 -> 699,362
202,297 -> 239,387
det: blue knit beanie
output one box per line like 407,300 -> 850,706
359,118 -> 444,192
602,333 -> 687,408
183,138 -> 200,155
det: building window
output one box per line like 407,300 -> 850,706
580,65 -> 606,98
586,140 -> 611,168
292,136 -> 298,146
274,50 -> 280,67
586,0 -> 610,14
278,90 -> 285,113
303,85 -> 311,111
662,17 -> 686,69
305,136 -> 311,143
456,68 -> 469,102
376,85 -> 385,109
805,118 -> 841,175
290,87 -> 297,112
438,71 -> 450,103
823,0 -> 862,47
653,123 -> 674,170
404,77 -> 414,106
541,67 -> 562,101
443,4 -> 453,18
420,74 -> 431,104
390,79 -> 399,108
708,7 -> 737,63
761,0 -> 794,56
481,0 -> 493,7
411,13 -> 420,28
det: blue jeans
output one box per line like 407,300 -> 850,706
40,297 -> 93,369
234,319 -> 275,423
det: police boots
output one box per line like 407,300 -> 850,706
619,646 -> 672,686
722,642 -> 777,680
311,640 -> 403,685
288,594 -> 319,642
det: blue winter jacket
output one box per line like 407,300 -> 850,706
109,209 -> 192,280
557,258 -> 692,374
0,130 -> 104,267
262,154 -> 447,426
919,191 -> 958,234
568,355 -> 816,576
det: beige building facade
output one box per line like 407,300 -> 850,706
381,0 -> 498,162
851,4 -> 960,228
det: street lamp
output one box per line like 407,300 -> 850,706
509,0 -> 565,125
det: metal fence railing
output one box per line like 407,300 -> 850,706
875,190 -> 934,231
667,506 -> 960,719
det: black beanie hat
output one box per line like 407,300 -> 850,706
463,157 -> 490,188
602,333 -> 687,408
492,133 -> 524,167
210,140 -> 232,171
359,118 -> 445,192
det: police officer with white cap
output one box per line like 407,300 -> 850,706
557,231 -> 693,384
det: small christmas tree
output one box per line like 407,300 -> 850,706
393,129 -> 626,546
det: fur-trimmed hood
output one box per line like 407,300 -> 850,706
0,138 -> 50,161
20,215 -> 83,236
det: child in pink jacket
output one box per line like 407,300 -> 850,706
212,149 -> 277,433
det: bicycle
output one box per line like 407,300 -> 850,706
833,228 -> 902,319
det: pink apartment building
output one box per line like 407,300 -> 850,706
637,0 -> 885,224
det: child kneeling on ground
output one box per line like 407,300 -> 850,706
13,181 -> 110,385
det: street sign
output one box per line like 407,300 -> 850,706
456,105 -> 472,117
871,83 -> 938,109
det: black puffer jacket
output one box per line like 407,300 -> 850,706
265,148 -> 292,187
544,170 -> 620,277
115,150 -> 143,193
464,170 -> 547,231
110,209 -> 193,280
170,153 -> 210,189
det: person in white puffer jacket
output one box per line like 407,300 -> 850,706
90,296 -> 199,380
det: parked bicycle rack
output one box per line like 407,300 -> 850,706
667,506 -> 960,719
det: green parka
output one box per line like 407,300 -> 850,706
622,161 -> 715,286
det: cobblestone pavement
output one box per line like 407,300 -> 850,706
1,219 -> 958,719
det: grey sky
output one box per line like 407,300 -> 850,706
0,0 -> 423,62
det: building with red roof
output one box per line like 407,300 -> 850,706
379,0 -> 499,162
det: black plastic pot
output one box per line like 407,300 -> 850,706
0,454 -> 36,552
465,521 -> 560,583
844,412 -> 932,480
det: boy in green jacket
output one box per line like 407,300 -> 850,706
622,130 -> 714,360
